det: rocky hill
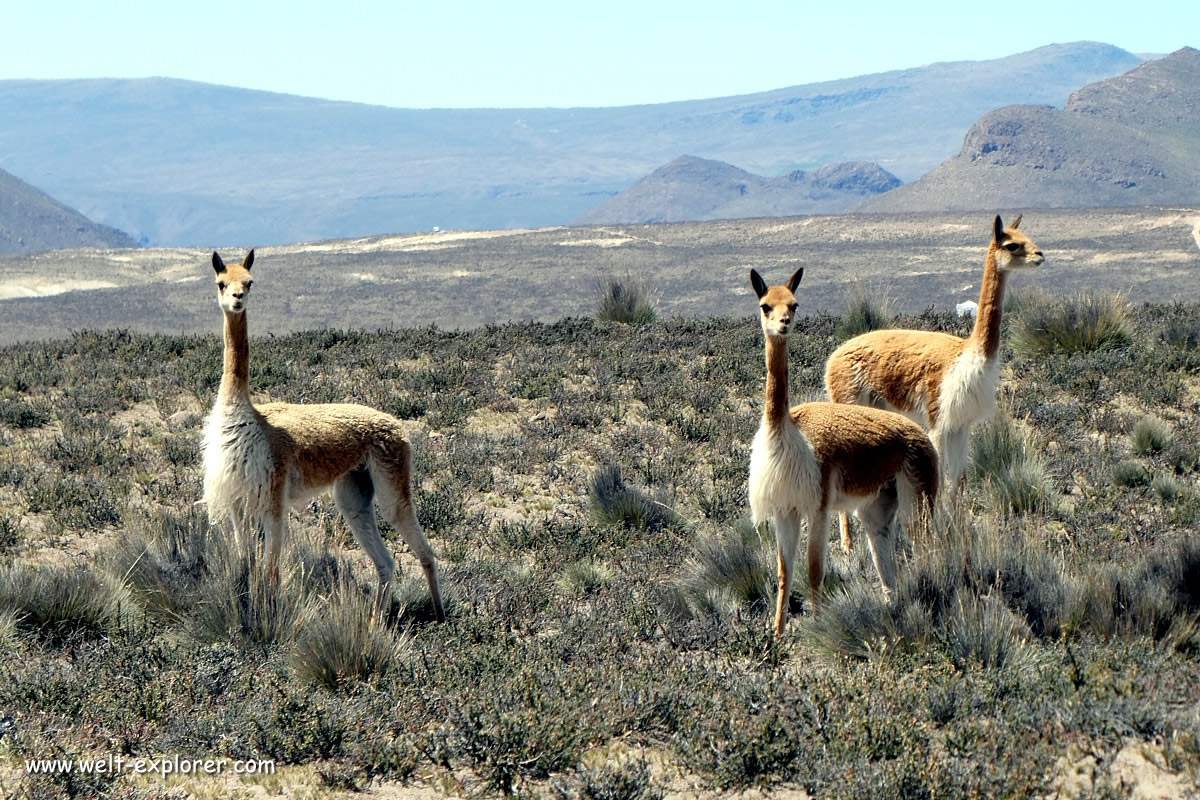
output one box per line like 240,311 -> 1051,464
0,167 -> 138,254
859,48 -> 1200,212
576,156 -> 899,224
0,43 -> 1140,246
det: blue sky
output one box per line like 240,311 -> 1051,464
5,1 -> 1196,108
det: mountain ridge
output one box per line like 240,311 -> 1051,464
859,47 -> 1200,212
0,42 -> 1142,246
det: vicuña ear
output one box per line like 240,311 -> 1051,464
244,249 -> 255,270
1010,214 -> 1022,230
212,252 -> 226,274
993,215 -> 1005,243
786,267 -> 804,293
750,269 -> 768,299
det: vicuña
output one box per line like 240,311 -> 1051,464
825,215 -> 1044,551
747,268 -> 938,636
201,250 -> 445,620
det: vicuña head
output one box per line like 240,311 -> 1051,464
751,267 -> 803,338
212,250 -> 254,314
990,214 -> 1044,271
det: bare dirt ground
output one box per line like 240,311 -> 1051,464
0,207 -> 1196,344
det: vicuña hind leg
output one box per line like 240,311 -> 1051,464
806,511 -> 829,618
855,481 -> 899,600
333,466 -> 396,607
372,453 -> 445,623
773,510 -> 802,637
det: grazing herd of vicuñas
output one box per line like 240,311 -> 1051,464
203,215 -> 1044,636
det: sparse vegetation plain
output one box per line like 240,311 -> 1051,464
0,289 -> 1197,797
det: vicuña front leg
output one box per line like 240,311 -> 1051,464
806,511 -> 829,618
773,511 -> 802,637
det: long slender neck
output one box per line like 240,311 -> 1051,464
219,310 -> 252,406
969,243 -> 1008,359
763,334 -> 791,434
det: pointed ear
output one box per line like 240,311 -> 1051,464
750,269 -> 768,299
993,215 -> 1005,243
1010,214 -> 1022,230
243,249 -> 255,270
212,252 -> 226,274
786,267 -> 804,293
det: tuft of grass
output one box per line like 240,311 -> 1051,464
1010,292 -> 1132,356
1081,538 -> 1200,650
1151,473 -> 1183,503
0,565 -> 129,643
594,273 -> 658,325
665,520 -> 776,619
809,511 -> 1070,662
292,580 -> 409,692
555,559 -> 614,596
1130,416 -> 1173,455
184,541 -> 309,650
107,507 -> 219,618
551,756 -> 663,800
589,464 -> 679,531
971,415 -> 1056,515
1112,459 -> 1150,488
835,286 -> 893,341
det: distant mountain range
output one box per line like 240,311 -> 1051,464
576,156 -> 899,224
0,42 -> 1141,247
860,47 -> 1200,212
0,167 -> 137,254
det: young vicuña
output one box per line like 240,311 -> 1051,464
825,215 -> 1044,552
747,268 -> 938,636
201,250 -> 445,620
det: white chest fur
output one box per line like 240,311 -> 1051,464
936,348 -> 1001,432
201,400 -> 275,527
748,422 -> 822,523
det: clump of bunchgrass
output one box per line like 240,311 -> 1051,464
106,506 -> 218,618
1130,416 -> 1173,455
664,520 -> 776,619
0,564 -> 130,643
1151,473 -> 1184,503
835,285 -> 893,341
1010,292 -> 1132,356
555,559 -> 615,596
551,755 -> 663,800
594,273 -> 658,325
184,540 -> 310,650
292,578 -> 410,692
971,414 -> 1056,515
1112,459 -> 1150,488
589,464 -> 679,531
1081,537 -> 1200,650
808,510 -> 1070,664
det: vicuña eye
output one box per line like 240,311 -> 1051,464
788,303 -> 798,312
244,282 -> 253,290
760,305 -> 771,314
217,282 -> 227,291
1004,242 -> 1020,252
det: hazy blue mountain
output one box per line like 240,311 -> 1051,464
576,155 -> 900,224
0,42 -> 1141,246
859,47 -> 1200,212
0,167 -> 138,254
